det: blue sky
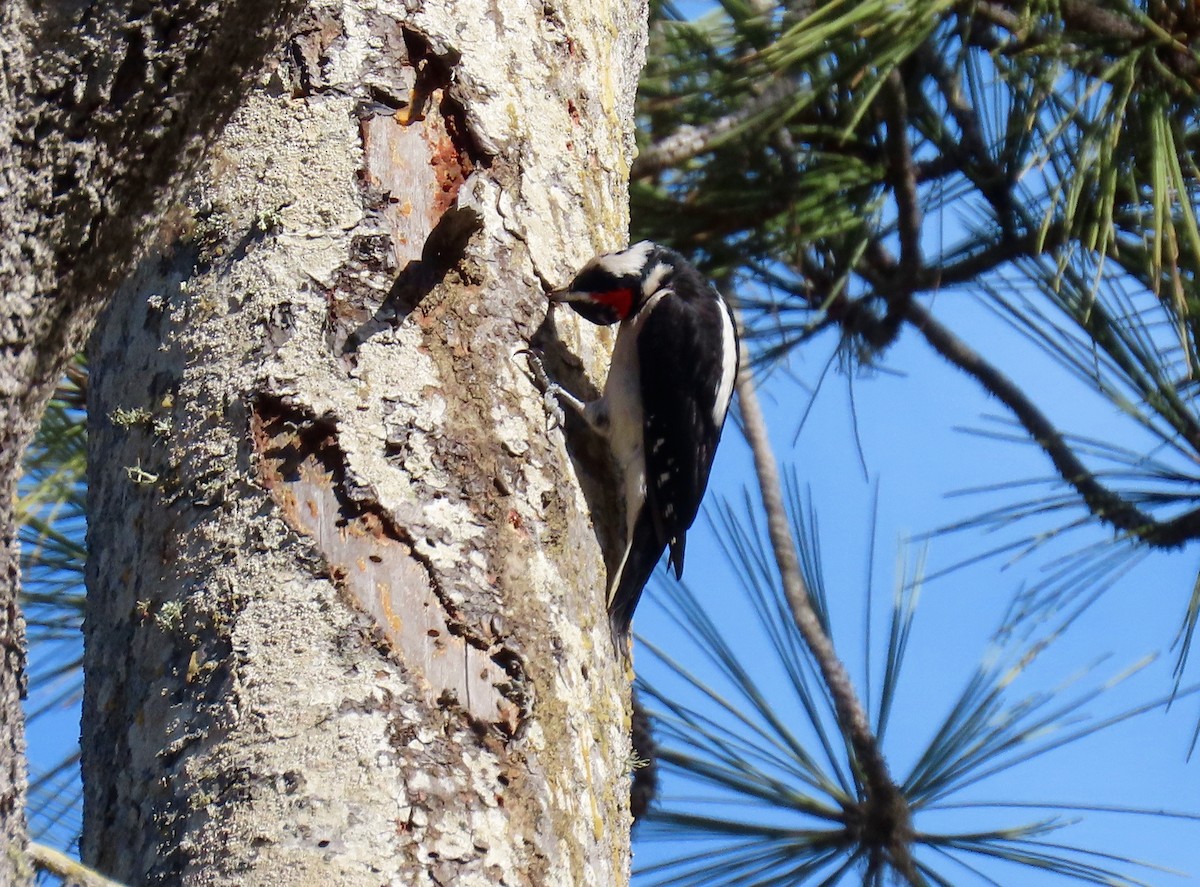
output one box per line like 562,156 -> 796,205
631,285 -> 1200,884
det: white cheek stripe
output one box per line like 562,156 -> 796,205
713,304 -> 737,426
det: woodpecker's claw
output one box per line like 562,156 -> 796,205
516,348 -> 567,430
542,392 -> 567,432
516,348 -> 550,391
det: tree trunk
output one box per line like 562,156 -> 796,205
1,2 -> 302,881
83,0 -> 647,882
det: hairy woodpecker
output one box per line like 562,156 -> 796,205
529,241 -> 739,635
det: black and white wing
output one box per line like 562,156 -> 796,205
638,279 -> 739,579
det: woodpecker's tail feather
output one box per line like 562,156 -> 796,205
667,535 -> 685,580
607,508 -> 668,637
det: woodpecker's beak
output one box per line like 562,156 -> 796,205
550,288 -> 583,303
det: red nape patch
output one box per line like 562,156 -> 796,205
596,287 -> 635,319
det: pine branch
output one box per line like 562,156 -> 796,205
903,299 -> 1200,548
28,843 -> 126,887
781,225 -> 1200,550
734,340 -> 919,881
973,0 -> 1200,80
632,79 -> 796,179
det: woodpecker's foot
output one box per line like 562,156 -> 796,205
517,347 -> 550,391
541,388 -> 567,431
516,348 -> 568,430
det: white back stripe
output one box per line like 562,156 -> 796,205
713,304 -> 738,426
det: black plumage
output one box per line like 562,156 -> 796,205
542,242 -> 739,637
608,252 -> 738,635
638,271 -> 732,577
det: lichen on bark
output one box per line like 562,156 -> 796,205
83,0 -> 648,882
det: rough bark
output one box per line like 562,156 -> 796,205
83,0 -> 646,883
0,2 -> 302,881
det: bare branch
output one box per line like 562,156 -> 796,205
884,69 -> 923,287
632,79 -> 796,179
735,338 -> 918,880
28,843 -> 126,887
872,69 -> 924,349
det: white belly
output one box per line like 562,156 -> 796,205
603,296 -> 663,529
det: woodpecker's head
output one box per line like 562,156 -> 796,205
552,241 -> 680,325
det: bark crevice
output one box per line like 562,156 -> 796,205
251,396 -> 529,731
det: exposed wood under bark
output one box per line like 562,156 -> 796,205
83,0 -> 647,882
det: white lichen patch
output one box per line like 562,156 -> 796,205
207,93 -> 366,286
88,0 -> 647,879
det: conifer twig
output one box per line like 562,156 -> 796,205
28,842 -> 127,887
734,341 -> 918,881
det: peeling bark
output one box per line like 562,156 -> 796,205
251,399 -> 520,727
84,0 -> 647,882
